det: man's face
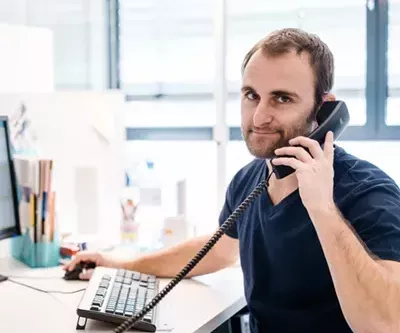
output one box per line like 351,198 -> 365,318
241,49 -> 318,159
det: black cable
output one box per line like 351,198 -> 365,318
112,173 -> 273,333
7,275 -> 62,279
7,278 -> 86,294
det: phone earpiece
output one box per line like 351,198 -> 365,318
271,100 -> 350,179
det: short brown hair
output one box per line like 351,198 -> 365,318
241,28 -> 334,106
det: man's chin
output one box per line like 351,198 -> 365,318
244,137 -> 278,159
246,144 -> 275,159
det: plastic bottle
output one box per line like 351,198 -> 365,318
120,182 -> 140,247
133,160 -> 165,251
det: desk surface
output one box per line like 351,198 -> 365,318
0,258 -> 246,333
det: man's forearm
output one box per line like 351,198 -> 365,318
122,234 -> 236,278
309,205 -> 400,333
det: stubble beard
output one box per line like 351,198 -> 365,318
242,114 -> 316,159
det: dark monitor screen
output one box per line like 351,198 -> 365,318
0,116 -> 20,241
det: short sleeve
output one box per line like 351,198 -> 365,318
342,180 -> 400,262
218,180 -> 239,239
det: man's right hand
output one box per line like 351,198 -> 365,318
62,251 -> 123,280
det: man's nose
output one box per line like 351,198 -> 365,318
253,104 -> 273,127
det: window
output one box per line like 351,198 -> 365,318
227,1 -> 367,126
124,100 -> 216,128
119,0 -> 214,95
387,0 -> 400,125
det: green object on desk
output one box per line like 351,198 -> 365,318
10,231 -> 60,268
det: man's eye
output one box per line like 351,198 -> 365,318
276,95 -> 291,103
245,92 -> 258,101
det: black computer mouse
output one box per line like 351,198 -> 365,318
63,261 -> 96,280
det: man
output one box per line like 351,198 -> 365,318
65,28 -> 400,332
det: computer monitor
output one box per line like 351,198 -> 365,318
0,116 -> 20,241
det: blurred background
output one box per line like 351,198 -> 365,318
0,0 -> 399,247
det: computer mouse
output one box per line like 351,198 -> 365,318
63,261 -> 96,281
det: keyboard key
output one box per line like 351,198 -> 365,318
96,287 -> 107,297
143,314 -> 152,323
140,274 -> 149,282
90,305 -> 100,311
107,305 -> 116,311
103,275 -> 111,281
106,303 -> 116,310
115,309 -> 124,316
100,281 -> 109,288
92,299 -> 103,307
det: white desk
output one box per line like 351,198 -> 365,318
0,257 -> 246,333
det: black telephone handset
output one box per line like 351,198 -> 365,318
271,100 -> 350,179
112,100 -> 350,333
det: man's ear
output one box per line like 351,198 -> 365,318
322,93 -> 336,102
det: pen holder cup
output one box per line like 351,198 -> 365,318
10,232 -> 60,268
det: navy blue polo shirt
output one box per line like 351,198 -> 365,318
219,146 -> 400,333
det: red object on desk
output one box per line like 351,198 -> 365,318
60,244 -> 80,257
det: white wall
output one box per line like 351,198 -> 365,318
0,0 -> 108,90
0,23 -> 54,93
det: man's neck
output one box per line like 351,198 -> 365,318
266,160 -> 299,205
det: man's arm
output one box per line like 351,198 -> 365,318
122,233 -> 239,278
272,134 -> 400,333
309,205 -> 400,333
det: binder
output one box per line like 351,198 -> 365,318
11,156 -> 58,268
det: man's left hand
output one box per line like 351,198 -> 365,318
272,131 -> 335,214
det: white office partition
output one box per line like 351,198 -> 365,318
0,91 -> 126,242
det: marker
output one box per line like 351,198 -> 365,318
78,242 -> 87,251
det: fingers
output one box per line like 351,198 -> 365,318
289,136 -> 323,160
271,156 -> 303,170
79,268 -> 94,280
63,251 -> 98,271
324,131 -> 334,162
274,146 -> 312,163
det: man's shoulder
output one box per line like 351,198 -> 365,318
232,158 -> 266,181
333,145 -> 399,201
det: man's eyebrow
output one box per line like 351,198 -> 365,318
241,85 -> 255,93
271,90 -> 300,99
240,86 -> 301,99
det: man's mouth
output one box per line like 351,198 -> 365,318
251,130 -> 278,135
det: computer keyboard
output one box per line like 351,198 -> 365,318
76,266 -> 160,332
